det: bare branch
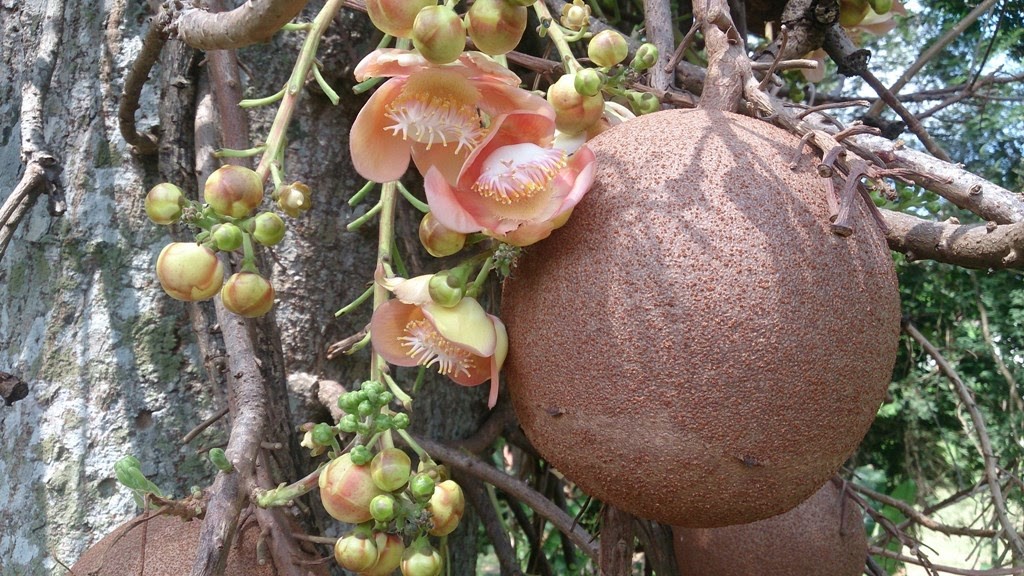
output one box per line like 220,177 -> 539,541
846,481 -> 998,538
881,209 -> 1024,269
694,0 -> 750,111
120,8 -> 173,155
869,546 -> 1024,576
176,0 -> 308,50
865,0 -> 1001,118
903,321 -> 1024,560
411,435 -> 600,562
460,475 -> 524,576
642,0 -> 674,92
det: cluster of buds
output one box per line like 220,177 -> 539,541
145,165 -> 314,318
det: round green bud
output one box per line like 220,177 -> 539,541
587,30 -> 629,68
156,242 -> 225,302
365,0 -> 434,38
409,472 -> 436,501
211,223 -> 243,252
412,5 -> 466,65
418,212 -> 466,257
401,539 -> 443,576
465,0 -> 528,56
145,183 -> 185,225
631,42 -> 660,71
350,445 -> 373,466
249,211 -> 286,246
312,423 -> 335,446
373,414 -> 393,432
357,400 -> 375,417
393,413 -> 411,430
220,272 -> 275,318
573,68 -> 604,97
428,272 -> 464,308
204,165 -> 264,218
370,447 -> 412,492
208,447 -> 233,472
334,531 -> 379,572
339,392 -> 360,412
362,380 -> 384,397
370,493 -> 398,522
338,414 -> 359,433
377,391 -> 394,406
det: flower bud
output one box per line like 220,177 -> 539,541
412,5 -> 466,65
220,272 -> 275,318
428,272 -> 465,308
370,493 -> 398,522
401,539 -> 443,576
409,472 -> 436,501
249,212 -> 286,246
587,30 -> 628,68
839,0 -> 869,26
370,447 -> 412,492
547,74 -> 604,136
559,0 -> 590,30
419,212 -> 466,257
868,0 -> 892,14
334,531 -> 379,572
465,0 -> 527,56
631,42 -> 659,71
311,422 -> 335,446
573,68 -> 603,97
204,165 -> 264,218
156,242 -> 225,301
319,453 -> 386,523
365,0 -> 435,38
301,430 -> 327,457
208,448 -> 233,472
427,480 -> 465,536
350,444 -> 373,465
145,183 -> 185,225
277,181 -> 312,218
363,533 -> 405,576
627,91 -> 661,115
211,223 -> 243,252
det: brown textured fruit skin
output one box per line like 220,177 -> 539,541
502,109 -> 900,527
71,513 -> 327,576
674,480 -> 868,575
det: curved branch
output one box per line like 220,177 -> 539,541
119,8 -> 173,155
846,481 -> 997,538
176,0 -> 308,50
869,546 -> 1024,576
881,209 -> 1024,269
902,321 -> 1024,561
411,435 -> 600,562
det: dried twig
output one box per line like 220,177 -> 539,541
869,546 -> 1024,576
119,7 -> 173,154
846,482 -> 997,538
182,407 -> 230,444
903,320 -> 1024,560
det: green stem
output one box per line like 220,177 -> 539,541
255,465 -> 323,508
344,332 -> 372,355
255,0 -> 347,181
396,181 -> 430,213
533,1 -> 583,73
239,87 -> 286,109
382,371 -> 414,410
312,63 -> 340,105
240,232 -> 259,273
465,257 -> 495,299
397,428 -> 435,466
371,183 -> 400,387
214,145 -> 267,158
335,285 -> 374,317
347,201 -> 383,231
349,180 -> 376,206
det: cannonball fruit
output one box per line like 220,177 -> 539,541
502,109 -> 900,527
674,480 -> 868,575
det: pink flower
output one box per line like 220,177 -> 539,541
371,271 -> 508,408
424,111 -> 596,246
350,49 -> 552,185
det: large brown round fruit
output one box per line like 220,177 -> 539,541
502,109 -> 899,527
71,513 -> 326,575
674,480 -> 867,575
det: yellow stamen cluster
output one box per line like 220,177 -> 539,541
399,318 -> 474,376
473,145 -> 567,205
385,92 -> 482,153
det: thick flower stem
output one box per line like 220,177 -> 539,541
255,466 -> 323,508
371,182 -> 399,386
533,1 -> 583,74
254,0 -> 347,181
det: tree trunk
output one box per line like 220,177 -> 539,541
0,2 -> 485,574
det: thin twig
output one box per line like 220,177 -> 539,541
460,475 -> 524,576
182,406 -> 230,444
846,482 -> 997,538
903,321 -> 1024,560
858,69 -> 951,162
972,278 -> 1024,416
410,435 -> 599,561
869,546 -> 1024,576
119,8 -> 173,154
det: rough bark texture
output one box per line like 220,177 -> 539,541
0,2 -> 485,574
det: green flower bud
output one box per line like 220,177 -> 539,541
365,0 -> 434,37
364,533 -> 405,576
338,414 -> 359,433
363,380 -> 384,397
220,272 -> 275,318
427,480 -> 465,536
428,272 -> 465,308
312,423 -> 336,446
372,414 -> 393,433
627,91 -> 661,115
208,447 -> 233,472
868,0 -> 892,14
587,30 -> 628,68
249,211 -> 286,246
156,242 -> 225,302
371,447 -> 412,492
412,5 -> 466,65
339,392 -> 360,413
145,183 -> 185,225
409,472 -> 436,501
204,165 -> 264,218
350,445 -> 374,466
573,68 -> 604,97
401,538 -> 443,576
393,413 -> 411,430
211,223 -> 243,252
370,493 -> 398,522
419,212 -> 466,257
357,400 -> 375,417
276,181 -> 312,218
465,0 -> 527,56
377,391 -> 394,406
319,454 -> 384,523
547,74 -> 604,136
631,42 -> 660,71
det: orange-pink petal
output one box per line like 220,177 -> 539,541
424,167 -> 485,234
350,78 -> 413,182
370,300 -> 423,368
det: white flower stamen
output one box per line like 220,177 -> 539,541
473,143 -> 567,204
385,93 -> 482,153
400,318 -> 475,377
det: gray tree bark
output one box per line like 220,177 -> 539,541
0,1 -> 486,574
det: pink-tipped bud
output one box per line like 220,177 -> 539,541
156,243 -> 224,301
587,30 -> 628,68
319,453 -> 386,523
419,212 -> 466,257
145,183 -> 185,225
465,0 -> 527,56
370,447 -> 412,492
366,0 -> 435,38
412,5 -> 466,65
220,272 -> 275,318
204,165 -> 264,218
363,533 -> 405,576
573,68 -> 603,97
401,539 -> 443,576
427,480 -> 465,536
631,42 -> 659,71
334,531 -> 379,572
547,74 -> 604,136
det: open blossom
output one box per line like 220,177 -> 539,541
350,49 -> 552,185
371,272 -> 508,408
424,111 -> 596,246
